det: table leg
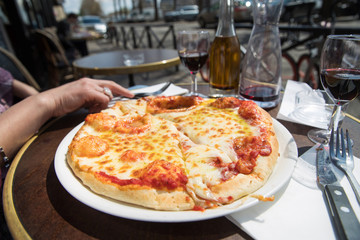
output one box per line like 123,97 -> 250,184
128,74 -> 135,87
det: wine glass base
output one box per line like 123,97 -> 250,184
307,129 -> 330,145
308,128 -> 354,147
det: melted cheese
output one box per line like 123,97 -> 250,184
180,134 -> 233,202
69,97 -> 272,208
74,113 -> 185,181
159,103 -> 260,162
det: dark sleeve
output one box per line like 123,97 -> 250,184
56,21 -> 74,49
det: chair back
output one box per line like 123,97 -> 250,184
34,29 -> 70,68
33,29 -> 73,87
281,1 -> 316,25
0,47 -> 41,90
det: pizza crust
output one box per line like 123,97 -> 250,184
185,105 -> 279,204
211,130 -> 278,200
67,146 -> 195,211
67,96 -> 279,211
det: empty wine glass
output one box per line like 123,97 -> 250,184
177,30 -> 210,96
308,35 -> 360,144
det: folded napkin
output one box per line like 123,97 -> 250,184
227,145 -> 360,240
130,82 -> 189,96
277,80 -> 330,129
108,83 -> 189,107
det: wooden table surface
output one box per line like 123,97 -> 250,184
3,84 -> 360,239
73,49 -> 181,86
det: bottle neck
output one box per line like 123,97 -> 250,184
216,0 -> 236,37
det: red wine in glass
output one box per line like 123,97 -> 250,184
179,52 -> 209,73
321,68 -> 360,104
240,85 -> 280,102
308,35 -> 360,145
177,30 -> 210,96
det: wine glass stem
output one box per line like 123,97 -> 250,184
328,104 -> 343,132
190,72 -> 198,94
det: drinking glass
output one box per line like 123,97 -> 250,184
177,30 -> 210,96
123,53 -> 144,66
238,0 -> 283,108
308,35 -> 360,144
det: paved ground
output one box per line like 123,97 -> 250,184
85,19 -> 359,120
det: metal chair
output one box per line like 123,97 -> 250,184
33,29 -> 73,87
0,47 -> 41,91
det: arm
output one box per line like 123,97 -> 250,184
0,78 -> 134,158
12,79 -> 39,98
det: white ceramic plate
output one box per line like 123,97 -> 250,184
54,119 -> 298,222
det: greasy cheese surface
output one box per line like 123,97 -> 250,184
72,112 -> 186,187
68,97 -> 275,209
155,102 -> 262,205
158,102 -> 258,162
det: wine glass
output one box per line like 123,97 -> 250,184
308,35 -> 360,144
177,30 -> 210,96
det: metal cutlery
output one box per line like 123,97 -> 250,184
330,128 -> 360,205
108,82 -> 171,107
131,81 -> 172,99
316,144 -> 360,240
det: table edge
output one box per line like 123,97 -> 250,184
3,135 -> 37,240
73,50 -> 181,76
3,117 -> 61,240
345,112 -> 360,124
73,57 -> 180,76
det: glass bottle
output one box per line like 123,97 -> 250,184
239,0 -> 284,108
209,0 -> 241,98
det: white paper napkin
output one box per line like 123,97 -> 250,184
277,80 -> 329,129
108,83 -> 189,107
130,82 -> 189,96
227,145 -> 360,240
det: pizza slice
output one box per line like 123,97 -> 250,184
67,96 -> 279,211
118,96 -> 279,206
67,111 -> 195,210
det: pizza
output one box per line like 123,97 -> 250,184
67,96 -> 279,211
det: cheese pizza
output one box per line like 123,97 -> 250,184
67,96 -> 279,211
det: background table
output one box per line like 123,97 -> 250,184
73,49 -> 180,86
3,85 -> 360,239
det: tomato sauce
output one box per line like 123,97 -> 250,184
96,160 -> 188,191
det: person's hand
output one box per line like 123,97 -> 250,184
43,78 -> 134,117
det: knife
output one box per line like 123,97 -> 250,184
316,145 -> 360,240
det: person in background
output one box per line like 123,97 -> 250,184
0,77 -> 134,187
0,67 -> 39,113
57,13 -> 88,60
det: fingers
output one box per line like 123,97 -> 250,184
79,79 -> 123,111
96,79 -> 134,98
103,87 -> 113,99
88,103 -> 107,113
87,86 -> 111,109
52,78 -> 134,115
82,91 -> 109,113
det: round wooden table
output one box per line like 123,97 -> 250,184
73,49 -> 181,86
3,85 -> 360,239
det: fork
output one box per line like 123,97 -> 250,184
108,82 -> 171,107
329,127 -> 360,205
131,81 -> 171,99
